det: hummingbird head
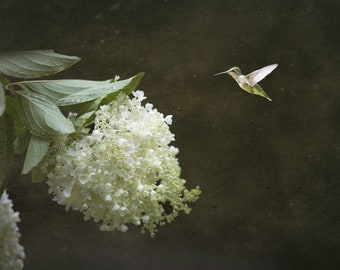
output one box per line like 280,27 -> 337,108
214,67 -> 242,78
226,67 -> 242,77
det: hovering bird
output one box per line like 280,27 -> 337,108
214,63 -> 278,101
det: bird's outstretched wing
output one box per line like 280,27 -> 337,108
246,64 -> 278,86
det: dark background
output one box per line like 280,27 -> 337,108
1,0 -> 340,269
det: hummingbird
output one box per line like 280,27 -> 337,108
214,63 -> 278,101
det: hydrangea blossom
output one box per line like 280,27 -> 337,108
0,191 -> 25,270
40,91 -> 200,236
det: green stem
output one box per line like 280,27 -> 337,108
3,84 -> 17,95
0,73 -> 17,95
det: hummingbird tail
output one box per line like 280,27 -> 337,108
253,84 -> 272,101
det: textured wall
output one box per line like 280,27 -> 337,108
2,0 -> 340,269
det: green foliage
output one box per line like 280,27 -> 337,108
0,115 -> 14,196
5,96 -> 30,154
5,96 -> 26,137
0,49 -> 143,187
73,111 -> 96,131
13,127 -> 31,154
0,50 -> 80,78
56,72 -> 144,106
101,72 -> 144,105
17,91 -> 75,138
22,136 -> 51,175
16,79 -> 112,103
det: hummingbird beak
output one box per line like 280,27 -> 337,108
213,68 -> 233,76
213,70 -> 229,76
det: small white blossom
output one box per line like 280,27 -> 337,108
67,112 -> 78,121
91,130 -> 104,141
142,215 -> 150,223
145,103 -> 153,111
164,115 -> 173,125
133,90 -> 146,101
0,191 -> 25,270
40,91 -> 201,236
120,224 -> 128,233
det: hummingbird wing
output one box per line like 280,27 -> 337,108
246,63 -> 278,86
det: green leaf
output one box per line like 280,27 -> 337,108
76,97 -> 102,116
22,136 -> 50,175
5,96 -> 29,154
72,97 -> 102,130
102,72 -> 145,105
74,111 -> 95,131
56,72 -> 145,106
0,84 -> 4,117
5,95 -> 26,136
0,115 -> 15,196
0,50 -> 80,78
22,136 -> 50,174
17,91 -> 75,137
16,79 -> 111,103
13,127 -> 31,154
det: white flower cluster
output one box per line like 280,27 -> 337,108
0,191 -> 25,270
40,91 -> 200,236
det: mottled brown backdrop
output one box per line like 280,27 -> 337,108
1,0 -> 339,269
